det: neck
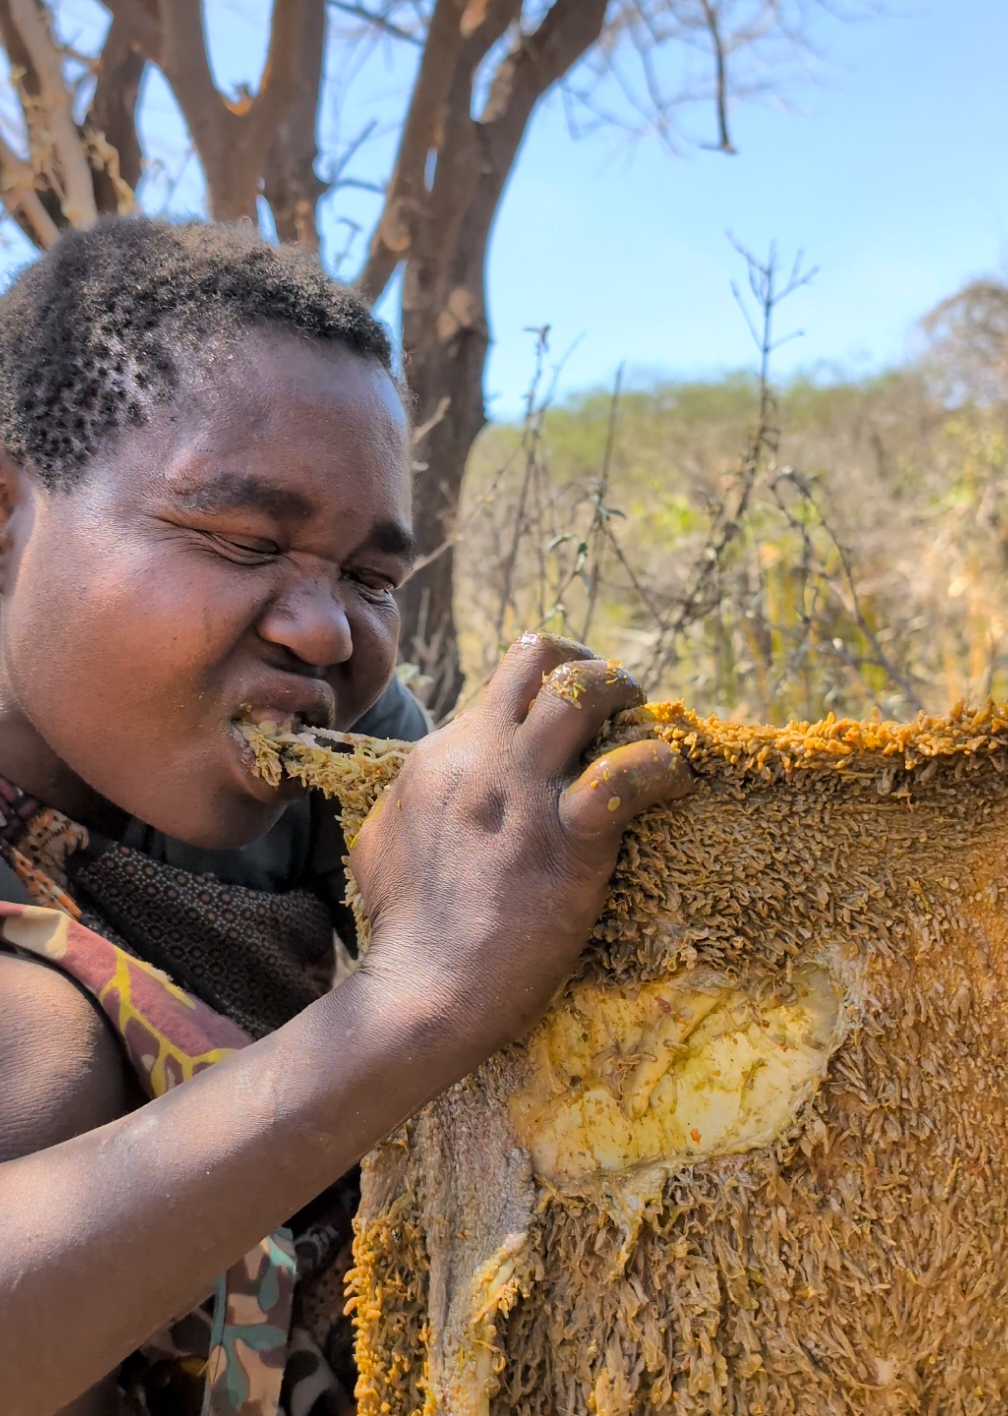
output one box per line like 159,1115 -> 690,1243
0,690 -> 129,835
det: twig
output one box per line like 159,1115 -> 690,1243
327,0 -> 423,45
772,466 -> 926,712
494,326 -> 552,647
412,395 -> 451,447
699,0 -> 736,153
581,361 -> 624,641
642,237 -> 815,691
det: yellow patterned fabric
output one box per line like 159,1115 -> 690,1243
0,774 -> 299,1416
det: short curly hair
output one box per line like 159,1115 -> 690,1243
0,217 -> 394,489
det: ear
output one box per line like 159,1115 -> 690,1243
0,450 -> 39,597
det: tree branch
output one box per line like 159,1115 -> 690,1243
156,0 -> 308,220
699,0 -> 735,153
101,0 -> 160,63
0,0 -> 36,90
457,0 -> 521,63
156,0 -> 227,169
328,0 -> 422,44
480,0 -> 608,130
86,12 -> 146,208
357,0 -> 470,304
264,0 -> 327,246
242,0 -> 310,157
8,0 -> 98,227
0,131 -> 59,244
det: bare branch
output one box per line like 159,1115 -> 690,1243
728,233 -> 817,388
480,0 -> 608,129
581,361 -> 624,641
158,0 -> 309,220
86,13 -> 146,209
643,239 -> 814,687
156,0 -> 225,160
0,129 -> 58,244
8,0 -> 97,227
243,0 -> 311,155
771,465 -> 927,713
264,0 -> 327,246
328,0 -> 422,44
357,0 -> 469,303
458,0 -> 520,62
699,0 -> 735,153
101,0 -> 160,63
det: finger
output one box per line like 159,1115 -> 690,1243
520,657 -> 646,771
561,738 -> 695,845
480,631 -> 598,724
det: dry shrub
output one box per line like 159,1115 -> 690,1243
450,271 -> 1008,727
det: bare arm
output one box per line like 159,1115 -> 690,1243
0,952 -> 129,1416
3,960 -> 503,1414
1,636 -> 693,1416
0,952 -> 128,1165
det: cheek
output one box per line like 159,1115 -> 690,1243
341,596 -> 401,720
5,520 -> 253,734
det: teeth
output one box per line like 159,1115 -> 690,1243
237,709 -> 298,734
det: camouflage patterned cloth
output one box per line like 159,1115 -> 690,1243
0,778 -> 314,1416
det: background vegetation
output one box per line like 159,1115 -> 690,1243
0,5 -> 1000,728
448,267 -> 1008,724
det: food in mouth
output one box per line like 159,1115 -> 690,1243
236,715 -> 408,832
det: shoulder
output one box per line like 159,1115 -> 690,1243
0,949 -> 128,1162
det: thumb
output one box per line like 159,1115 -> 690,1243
560,738 -> 695,847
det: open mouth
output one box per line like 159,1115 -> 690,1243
227,705 -> 333,799
236,703 -> 334,736
233,714 -> 411,817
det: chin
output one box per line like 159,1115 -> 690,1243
155,791 -> 293,852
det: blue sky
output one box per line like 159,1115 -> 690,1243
480,2 -> 1008,411
2,1 -> 1005,417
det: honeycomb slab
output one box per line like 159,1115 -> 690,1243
250,701 -> 1008,1416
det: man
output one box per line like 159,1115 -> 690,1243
0,219 -> 691,1415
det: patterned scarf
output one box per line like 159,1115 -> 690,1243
0,777 -> 356,1416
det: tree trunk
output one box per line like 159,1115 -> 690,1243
397,295 -> 489,719
263,0 -> 326,247
367,0 -> 609,717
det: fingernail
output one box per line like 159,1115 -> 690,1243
518,631 -> 596,658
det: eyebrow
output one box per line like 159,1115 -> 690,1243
358,519 -> 416,563
171,472 -> 314,521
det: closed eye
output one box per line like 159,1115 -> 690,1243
197,530 -> 281,565
343,567 -> 399,600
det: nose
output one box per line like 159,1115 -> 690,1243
256,577 -> 353,670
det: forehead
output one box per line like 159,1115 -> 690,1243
188,326 -> 406,434
106,328 -> 412,533
193,327 -> 405,472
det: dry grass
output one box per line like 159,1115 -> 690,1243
450,274 -> 1008,727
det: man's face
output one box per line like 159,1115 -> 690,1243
0,330 -> 413,848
